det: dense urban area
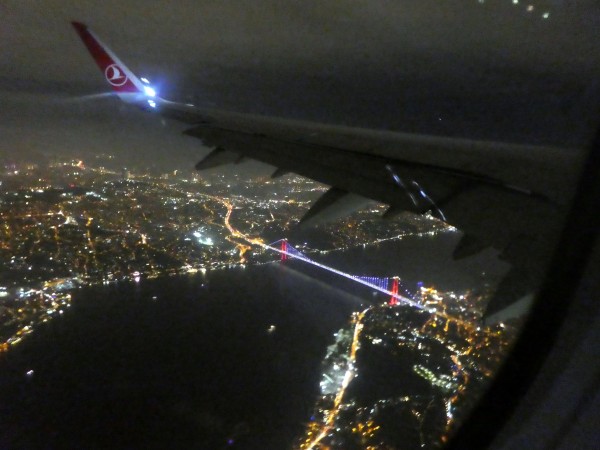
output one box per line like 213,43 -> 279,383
0,156 -> 514,449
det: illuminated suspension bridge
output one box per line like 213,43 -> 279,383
221,198 -> 426,312
268,239 -> 425,311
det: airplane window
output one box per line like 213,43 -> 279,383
0,2 -> 598,449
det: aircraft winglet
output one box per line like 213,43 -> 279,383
71,21 -> 156,104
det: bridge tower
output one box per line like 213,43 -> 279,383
389,277 -> 399,306
280,239 -> 288,261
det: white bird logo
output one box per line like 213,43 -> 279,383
104,63 -> 128,86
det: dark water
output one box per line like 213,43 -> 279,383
0,265 -> 364,449
299,231 -> 509,294
0,233 -> 504,449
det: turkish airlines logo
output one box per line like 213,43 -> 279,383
104,63 -> 128,86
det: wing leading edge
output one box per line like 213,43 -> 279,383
71,22 -> 584,322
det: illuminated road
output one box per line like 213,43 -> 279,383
301,308 -> 369,450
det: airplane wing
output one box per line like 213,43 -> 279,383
71,22 -> 585,321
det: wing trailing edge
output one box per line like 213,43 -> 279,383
195,147 -> 240,170
270,168 -> 290,179
298,187 -> 372,227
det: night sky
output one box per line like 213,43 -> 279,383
1,1 -> 599,172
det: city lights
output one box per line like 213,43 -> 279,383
0,156 -> 514,448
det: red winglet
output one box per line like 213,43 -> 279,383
71,21 -> 142,94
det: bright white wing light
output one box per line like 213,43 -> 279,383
143,86 -> 156,97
